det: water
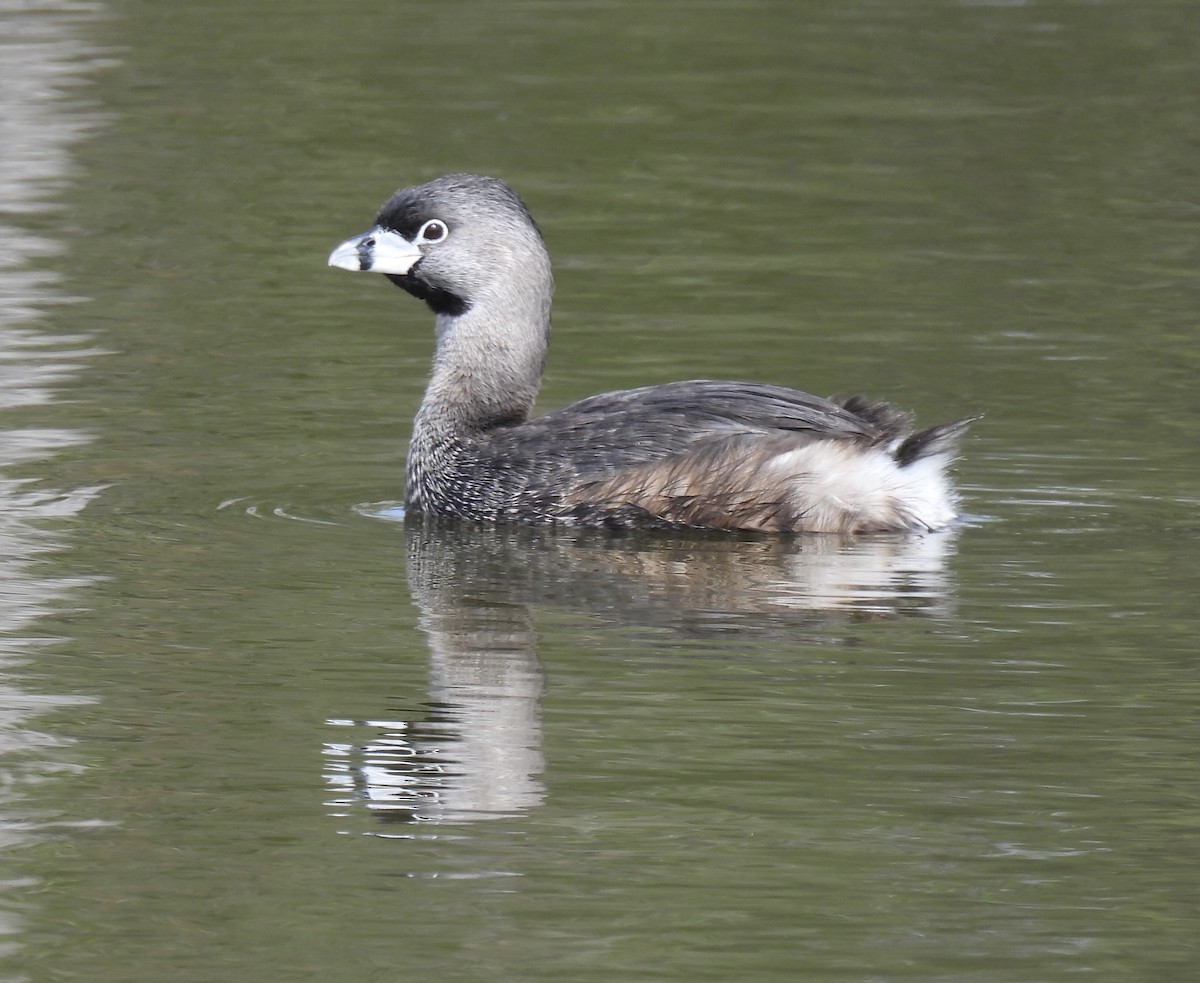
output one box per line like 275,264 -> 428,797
2,0 -> 1197,980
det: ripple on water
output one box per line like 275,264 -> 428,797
353,501 -> 406,523
216,496 -> 406,526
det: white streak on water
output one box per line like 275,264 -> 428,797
0,0 -> 112,956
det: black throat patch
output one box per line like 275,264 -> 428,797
385,272 -> 469,317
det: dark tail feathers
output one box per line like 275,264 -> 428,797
836,395 -> 976,467
894,416 -> 977,467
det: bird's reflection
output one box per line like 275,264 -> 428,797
326,517 -> 959,827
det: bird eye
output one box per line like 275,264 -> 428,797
418,220 -> 448,243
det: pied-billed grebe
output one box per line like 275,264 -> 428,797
329,173 -> 971,533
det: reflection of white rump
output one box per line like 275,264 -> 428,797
769,531 -> 955,615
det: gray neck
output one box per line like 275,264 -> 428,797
414,272 -> 552,440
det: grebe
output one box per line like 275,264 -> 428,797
329,174 -> 970,533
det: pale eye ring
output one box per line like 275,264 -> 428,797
417,219 -> 448,243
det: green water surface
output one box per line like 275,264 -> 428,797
1,1 -> 1196,981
